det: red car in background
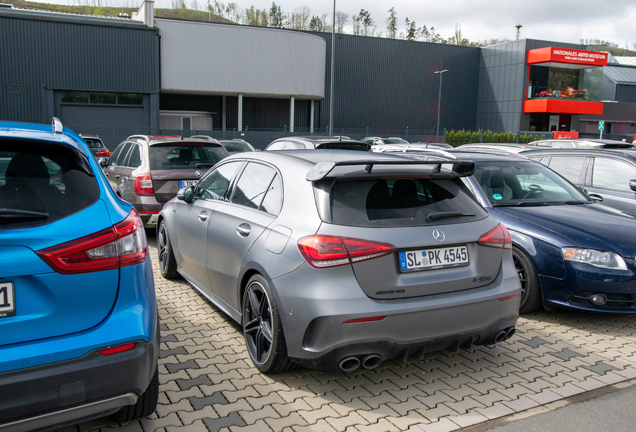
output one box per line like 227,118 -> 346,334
537,87 -> 590,99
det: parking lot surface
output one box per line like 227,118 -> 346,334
67,239 -> 636,432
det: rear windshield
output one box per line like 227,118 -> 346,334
321,177 -> 488,227
149,144 -> 227,170
0,139 -> 100,230
83,138 -> 104,148
220,141 -> 255,153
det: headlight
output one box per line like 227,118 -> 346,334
562,247 -> 627,270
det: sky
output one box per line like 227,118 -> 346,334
35,0 -> 636,49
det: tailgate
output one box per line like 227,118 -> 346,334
151,169 -> 204,205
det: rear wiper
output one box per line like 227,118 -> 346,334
427,212 -> 476,221
0,208 -> 49,219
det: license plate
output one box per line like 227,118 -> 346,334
179,180 -> 197,189
0,282 -> 15,318
399,245 -> 469,272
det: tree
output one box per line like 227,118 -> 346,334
269,2 -> 285,28
289,5 -> 311,30
405,17 -> 418,41
225,2 -> 242,22
358,9 -> 374,36
386,7 -> 398,39
334,11 -> 349,34
352,12 -> 361,35
309,15 -> 324,31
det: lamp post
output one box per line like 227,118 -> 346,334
328,0 -> 335,136
434,69 -> 448,143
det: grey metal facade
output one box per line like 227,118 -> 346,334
477,39 -> 586,133
310,31 -> 481,133
0,9 -> 160,133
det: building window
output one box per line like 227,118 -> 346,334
61,91 -> 143,105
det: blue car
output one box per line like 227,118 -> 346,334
379,148 -> 636,313
0,119 -> 159,430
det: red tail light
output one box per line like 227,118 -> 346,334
134,173 -> 154,194
478,223 -> 512,249
37,210 -> 148,274
298,235 -> 396,269
96,149 -> 110,156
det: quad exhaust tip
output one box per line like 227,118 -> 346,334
338,356 -> 361,372
361,354 -> 382,370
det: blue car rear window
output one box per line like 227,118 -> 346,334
0,138 -> 100,230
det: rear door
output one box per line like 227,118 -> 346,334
206,162 -> 282,311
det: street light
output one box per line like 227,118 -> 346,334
329,0 -> 335,136
434,69 -> 448,143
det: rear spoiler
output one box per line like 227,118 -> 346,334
306,160 -> 475,181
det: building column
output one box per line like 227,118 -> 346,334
310,100 -> 315,133
289,96 -> 295,133
238,94 -> 243,132
222,95 -> 226,131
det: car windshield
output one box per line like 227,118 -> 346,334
473,161 -> 590,206
149,144 -> 227,170
220,141 -> 255,153
383,138 -> 409,144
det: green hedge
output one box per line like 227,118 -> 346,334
444,130 -> 546,146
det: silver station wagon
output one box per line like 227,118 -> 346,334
157,150 -> 521,373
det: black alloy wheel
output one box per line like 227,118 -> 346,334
242,275 -> 293,374
157,221 -> 178,279
512,246 -> 542,313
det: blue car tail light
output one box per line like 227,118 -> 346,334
37,210 -> 147,274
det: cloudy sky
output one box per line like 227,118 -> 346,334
36,0 -> 636,49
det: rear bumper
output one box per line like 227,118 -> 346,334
0,340 -> 158,431
272,253 -> 521,370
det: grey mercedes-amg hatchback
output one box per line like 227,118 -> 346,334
157,150 -> 520,373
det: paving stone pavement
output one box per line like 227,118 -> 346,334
64,240 -> 636,432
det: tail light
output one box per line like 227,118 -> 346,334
478,223 -> 512,249
96,149 -> 110,156
298,235 -> 396,269
37,210 -> 147,274
134,173 -> 154,194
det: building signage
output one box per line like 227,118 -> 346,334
527,47 -> 608,67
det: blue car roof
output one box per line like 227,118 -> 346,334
0,119 -> 88,155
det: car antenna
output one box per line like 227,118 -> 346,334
339,129 -> 344,142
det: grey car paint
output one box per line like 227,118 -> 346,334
158,150 -> 521,371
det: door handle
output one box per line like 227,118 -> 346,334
198,212 -> 208,222
236,223 -> 251,237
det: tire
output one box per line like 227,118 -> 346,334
157,221 -> 178,279
113,368 -> 159,423
242,275 -> 294,374
552,90 -> 561,98
512,246 -> 542,313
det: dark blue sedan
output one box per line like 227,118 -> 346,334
378,148 -> 636,314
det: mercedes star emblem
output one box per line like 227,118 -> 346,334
432,229 -> 446,242
195,170 -> 202,177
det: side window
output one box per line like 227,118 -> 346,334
592,158 -> 636,192
547,156 -> 586,183
114,142 -> 133,166
260,174 -> 283,215
127,145 -> 142,168
108,143 -> 124,166
267,142 -> 285,150
230,162 -> 277,210
195,161 -> 242,200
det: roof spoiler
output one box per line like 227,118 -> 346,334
306,160 -> 475,181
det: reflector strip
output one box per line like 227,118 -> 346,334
498,295 -> 519,302
98,343 -> 136,355
343,316 -> 386,324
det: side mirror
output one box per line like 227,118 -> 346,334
99,158 -> 108,167
177,186 -> 195,203
630,179 -> 636,192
